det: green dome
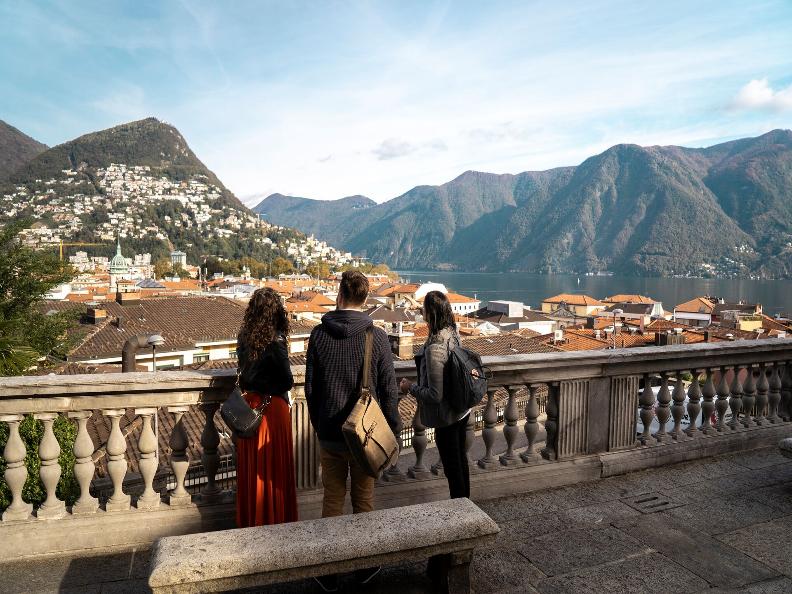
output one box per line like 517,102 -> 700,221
109,238 -> 128,274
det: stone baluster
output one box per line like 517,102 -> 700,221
728,365 -> 745,430
478,387 -> 499,469
670,372 -> 686,440
520,384 -> 541,463
431,457 -> 444,476
653,373 -> 671,442
700,368 -> 716,435
685,371 -> 702,437
167,406 -> 192,506
464,413 -> 475,467
740,365 -> 754,428
199,402 -> 223,502
103,409 -> 131,512
541,383 -> 559,460
68,411 -> 98,515
384,431 -> 407,483
781,362 -> 792,421
639,374 -> 655,445
135,408 -> 160,509
34,413 -> 67,519
1,414 -> 33,521
715,366 -> 730,432
768,362 -> 783,424
408,402 -> 432,479
499,385 -> 521,466
755,363 -> 769,425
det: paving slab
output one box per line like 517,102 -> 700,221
745,483 -> 792,514
477,490 -> 561,523
561,500 -> 640,528
495,512 -> 569,547
699,576 -> 792,593
730,449 -> 791,470
661,495 -> 779,535
716,515 -> 792,577
536,550 -> 709,594
538,479 -> 626,510
472,547 -> 545,593
614,513 -> 778,588
0,550 -> 136,593
518,526 -> 648,576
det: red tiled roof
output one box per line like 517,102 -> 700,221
543,294 -> 603,307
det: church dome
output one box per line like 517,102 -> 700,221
109,238 -> 128,274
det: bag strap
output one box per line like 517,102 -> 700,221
361,326 -> 374,391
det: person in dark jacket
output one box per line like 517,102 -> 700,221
400,291 -> 471,499
305,271 -> 400,590
306,271 -> 400,515
235,287 -> 297,527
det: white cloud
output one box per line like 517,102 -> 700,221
732,79 -> 792,112
372,138 -> 447,160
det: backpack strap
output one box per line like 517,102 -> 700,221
361,326 -> 374,391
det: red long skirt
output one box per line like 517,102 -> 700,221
235,392 -> 298,527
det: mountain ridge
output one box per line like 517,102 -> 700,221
253,129 -> 792,278
0,120 -> 48,181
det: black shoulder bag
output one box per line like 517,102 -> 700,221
220,356 -> 272,439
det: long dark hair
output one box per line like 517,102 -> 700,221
238,287 -> 289,358
423,291 -> 456,336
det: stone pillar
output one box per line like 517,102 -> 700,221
541,383 -> 559,460
755,363 -> 768,425
653,373 -> 671,442
520,385 -> 540,463
715,366 -> 730,432
68,411 -> 98,515
768,362 -> 783,424
1,415 -> 33,521
700,368 -> 716,435
135,408 -> 160,510
670,372 -> 686,440
738,365 -> 752,428
33,413 -> 67,519
499,385 -> 521,466
167,406 -> 192,506
639,374 -> 654,445
408,403 -> 432,480
103,408 -> 131,512
464,413 -> 476,467
383,430 -> 407,483
685,371 -> 702,437
199,402 -> 223,502
477,388 -> 499,470
781,362 -> 792,421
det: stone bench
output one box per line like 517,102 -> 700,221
779,437 -> 792,460
148,498 -> 500,594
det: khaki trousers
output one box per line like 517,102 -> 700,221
320,447 -> 375,517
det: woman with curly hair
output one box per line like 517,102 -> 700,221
235,287 -> 298,526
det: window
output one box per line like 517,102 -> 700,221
193,352 -> 209,363
229,349 -> 238,360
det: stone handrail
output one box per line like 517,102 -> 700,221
2,338 -> 792,557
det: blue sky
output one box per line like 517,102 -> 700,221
1,1 -> 792,203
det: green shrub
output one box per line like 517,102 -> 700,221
0,414 -> 78,512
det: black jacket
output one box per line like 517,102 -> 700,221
237,335 -> 294,399
305,309 -> 401,444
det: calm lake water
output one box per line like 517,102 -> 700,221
395,271 -> 792,317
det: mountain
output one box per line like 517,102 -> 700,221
0,120 -> 47,180
1,118 -> 304,263
253,193 -> 375,240
254,130 -> 792,278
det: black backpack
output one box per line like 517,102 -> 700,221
444,335 -> 489,412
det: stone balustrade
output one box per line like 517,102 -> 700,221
2,339 -> 792,560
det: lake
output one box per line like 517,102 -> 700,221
395,271 -> 792,317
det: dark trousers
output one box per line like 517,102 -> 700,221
434,413 -> 470,499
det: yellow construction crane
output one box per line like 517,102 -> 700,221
59,240 -> 108,261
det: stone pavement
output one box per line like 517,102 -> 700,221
2,446 -> 792,593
